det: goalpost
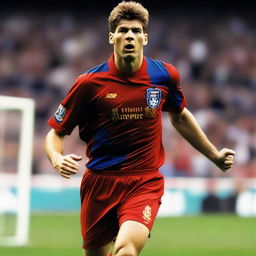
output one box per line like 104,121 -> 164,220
0,95 -> 35,246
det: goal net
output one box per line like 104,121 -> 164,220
0,95 -> 35,246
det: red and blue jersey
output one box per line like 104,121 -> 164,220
48,55 -> 186,173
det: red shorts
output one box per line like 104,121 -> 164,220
80,169 -> 164,250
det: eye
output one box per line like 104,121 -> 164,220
132,28 -> 141,33
118,27 -> 128,33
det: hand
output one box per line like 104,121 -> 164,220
52,154 -> 82,179
214,148 -> 236,172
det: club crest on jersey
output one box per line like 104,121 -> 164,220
146,88 -> 162,108
54,104 -> 66,123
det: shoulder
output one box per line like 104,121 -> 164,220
145,57 -> 167,73
85,61 -> 109,74
73,60 -> 110,86
145,57 -> 180,85
161,61 -> 180,82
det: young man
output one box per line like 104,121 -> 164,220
45,2 -> 235,256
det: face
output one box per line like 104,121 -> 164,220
109,19 -> 148,62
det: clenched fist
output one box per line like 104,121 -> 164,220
213,148 -> 235,172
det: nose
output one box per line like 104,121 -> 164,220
126,29 -> 134,40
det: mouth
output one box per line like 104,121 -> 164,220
124,44 -> 135,52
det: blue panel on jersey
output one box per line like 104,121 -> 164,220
146,57 -> 170,87
87,128 -> 126,170
86,62 -> 109,73
91,128 -> 111,151
86,155 -> 126,170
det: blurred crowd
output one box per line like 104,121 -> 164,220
0,7 -> 255,178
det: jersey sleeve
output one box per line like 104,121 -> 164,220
48,75 -> 88,135
162,63 -> 187,113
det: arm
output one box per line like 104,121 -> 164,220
169,108 -> 235,171
44,129 -> 82,179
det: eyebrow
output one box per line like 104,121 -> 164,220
117,26 -> 142,31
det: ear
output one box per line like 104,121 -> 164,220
109,32 -> 114,45
143,33 -> 148,46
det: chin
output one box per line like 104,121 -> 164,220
123,54 -> 136,62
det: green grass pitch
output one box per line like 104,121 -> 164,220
0,213 -> 256,256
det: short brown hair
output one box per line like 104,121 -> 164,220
108,1 -> 149,32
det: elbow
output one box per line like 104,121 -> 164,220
44,129 -> 64,148
169,111 -> 186,127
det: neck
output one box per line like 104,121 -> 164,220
113,52 -> 143,73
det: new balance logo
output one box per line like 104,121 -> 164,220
105,93 -> 117,99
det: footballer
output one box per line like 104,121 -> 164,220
45,1 -> 235,256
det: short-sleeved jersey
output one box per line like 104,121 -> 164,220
48,55 -> 186,173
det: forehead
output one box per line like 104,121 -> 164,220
116,19 -> 144,30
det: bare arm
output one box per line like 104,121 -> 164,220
44,129 -> 82,179
169,108 -> 235,171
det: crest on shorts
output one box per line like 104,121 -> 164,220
54,104 -> 66,123
142,205 -> 152,224
146,88 -> 162,108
